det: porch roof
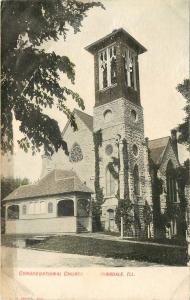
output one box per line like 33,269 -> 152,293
3,170 -> 93,202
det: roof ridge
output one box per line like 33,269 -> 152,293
149,136 -> 170,142
74,108 -> 92,118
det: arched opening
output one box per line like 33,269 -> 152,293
107,209 -> 114,231
133,165 -> 140,196
110,46 -> 117,85
7,205 -> 19,220
22,205 -> 27,215
57,200 -> 74,217
77,199 -> 90,217
166,160 -> 177,203
40,201 -> 46,214
106,168 -> 115,196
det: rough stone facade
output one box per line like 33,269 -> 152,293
158,143 -> 180,213
41,111 -> 95,191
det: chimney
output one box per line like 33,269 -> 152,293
171,129 -> 178,158
40,154 -> 53,178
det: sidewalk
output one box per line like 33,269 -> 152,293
1,246 -> 164,268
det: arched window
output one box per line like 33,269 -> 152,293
106,168 -> 115,196
133,165 -> 140,196
123,48 -> 137,90
36,202 -> 40,214
48,202 -> 53,213
40,201 -> 46,214
22,205 -> 27,215
57,200 -> 74,217
99,50 -> 108,89
110,46 -> 117,85
7,205 -> 19,220
69,143 -> 83,163
99,45 -> 117,90
29,202 -> 35,214
166,160 -> 177,203
104,110 -> 112,122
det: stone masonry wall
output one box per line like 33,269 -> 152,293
40,114 -> 95,191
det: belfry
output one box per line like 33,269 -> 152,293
86,28 -> 151,235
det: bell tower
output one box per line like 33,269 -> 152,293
85,29 -> 152,235
85,28 -> 146,107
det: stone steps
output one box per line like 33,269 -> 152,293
77,222 -> 88,233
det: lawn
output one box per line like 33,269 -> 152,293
28,235 -> 187,266
1,234 -> 187,266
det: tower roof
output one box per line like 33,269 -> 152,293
85,28 -> 147,55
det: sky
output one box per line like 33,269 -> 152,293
13,0 -> 189,182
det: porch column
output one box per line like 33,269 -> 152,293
74,195 -> 77,217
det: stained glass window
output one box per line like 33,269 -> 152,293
69,143 -> 83,163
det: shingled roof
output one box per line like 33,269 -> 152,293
3,170 -> 93,202
148,137 -> 170,165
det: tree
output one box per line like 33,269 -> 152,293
1,177 -> 30,201
1,177 -> 30,233
1,0 -> 103,156
93,130 -> 104,231
176,79 -> 190,149
115,198 -> 134,235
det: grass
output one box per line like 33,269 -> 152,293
28,235 -> 187,266
1,234 -> 187,266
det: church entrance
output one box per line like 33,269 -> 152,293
107,209 -> 114,231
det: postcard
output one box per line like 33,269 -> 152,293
1,0 -> 190,299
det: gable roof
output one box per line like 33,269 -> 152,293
62,109 -> 93,136
148,137 -> 170,165
74,109 -> 93,131
3,170 -> 93,202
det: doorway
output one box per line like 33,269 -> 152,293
107,209 -> 114,231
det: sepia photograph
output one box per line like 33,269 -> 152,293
1,0 -> 190,299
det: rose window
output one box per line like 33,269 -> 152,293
69,143 -> 83,162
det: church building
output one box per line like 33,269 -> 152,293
3,29 -> 184,239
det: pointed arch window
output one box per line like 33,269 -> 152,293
69,143 -> 83,163
106,168 -> 115,196
166,160 -> 177,203
133,165 -> 140,196
99,45 -> 117,90
123,48 -> 137,90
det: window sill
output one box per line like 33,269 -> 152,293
98,83 -> 117,92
